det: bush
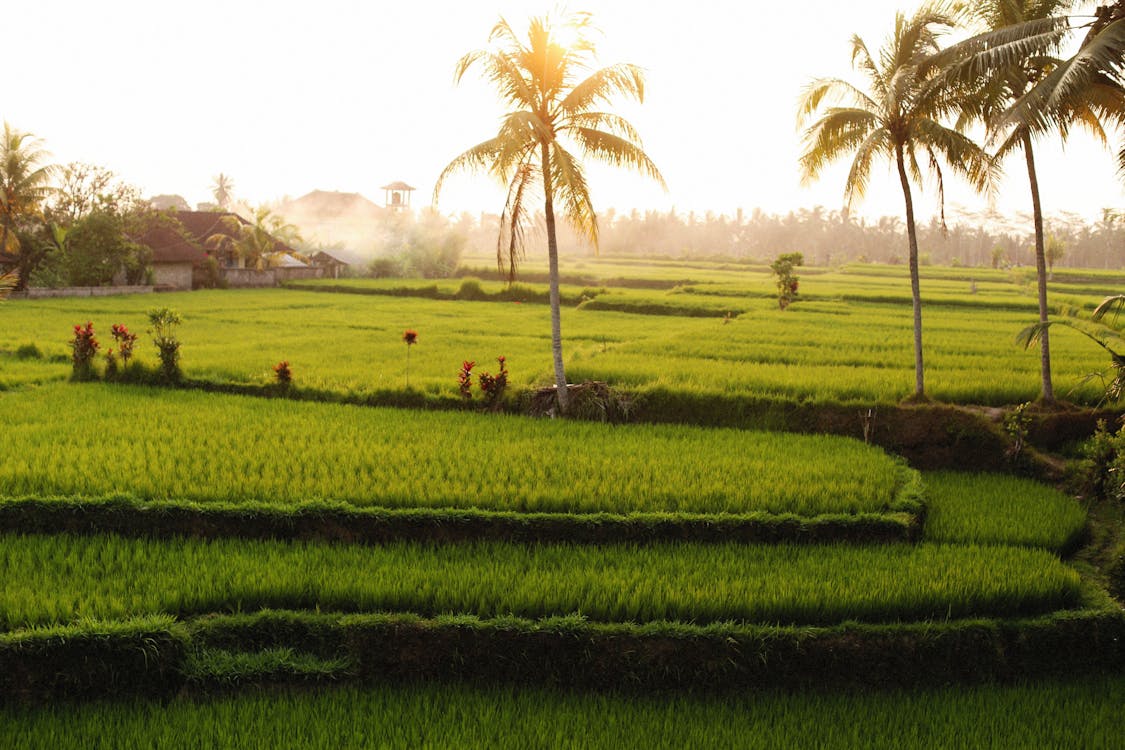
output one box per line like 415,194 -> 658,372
148,308 -> 183,383
69,321 -> 99,381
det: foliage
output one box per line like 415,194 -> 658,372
1072,418 -> 1125,502
6,676 -> 1125,748
1016,317 -> 1125,403
0,533 -> 1081,629
205,206 -> 302,271
478,356 -> 508,408
0,385 -> 909,517
111,324 -> 139,367
922,471 -> 1087,552
147,308 -> 183,383
370,209 -> 466,278
69,321 -> 99,381
273,361 -> 292,387
0,122 -> 55,289
1003,401 -> 1032,461
458,360 -> 475,400
770,252 -> 803,310
434,10 -> 664,413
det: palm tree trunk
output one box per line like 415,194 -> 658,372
895,144 -> 925,399
1023,132 -> 1054,403
542,143 -> 570,414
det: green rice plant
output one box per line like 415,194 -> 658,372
3,676 -> 1124,749
0,533 -> 1082,630
0,271 -> 1115,405
0,385 -> 908,517
923,472 -> 1088,553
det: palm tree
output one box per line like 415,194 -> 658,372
0,122 -> 54,288
212,173 -> 235,210
434,11 -> 664,413
205,206 -> 302,270
798,3 -> 995,399
941,1 -> 1125,403
939,2 -> 1125,172
0,271 -> 15,300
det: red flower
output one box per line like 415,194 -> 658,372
403,329 -> 418,345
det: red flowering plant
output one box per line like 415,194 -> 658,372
110,324 -> 139,367
274,360 -> 292,387
402,329 -> 418,387
458,360 -> 475,400
70,321 -> 100,381
478,355 -> 508,410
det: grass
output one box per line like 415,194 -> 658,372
3,677 -> 1124,749
0,533 -> 1082,629
0,384 -> 909,517
0,263 -> 1117,405
922,472 -> 1089,553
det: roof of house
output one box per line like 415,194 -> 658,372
171,210 -> 298,258
311,251 -> 350,266
278,190 -> 384,221
381,181 -> 415,191
135,225 -> 209,265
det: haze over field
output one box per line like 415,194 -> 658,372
6,0 -> 1122,225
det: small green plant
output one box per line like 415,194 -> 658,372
148,308 -> 183,383
1073,419 -> 1123,501
1003,402 -> 1032,462
770,252 -> 803,310
70,321 -> 100,381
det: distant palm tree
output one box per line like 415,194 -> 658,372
798,3 -> 995,399
0,271 -> 15,300
205,206 -> 302,270
941,1 -> 1125,403
211,173 -> 235,210
0,122 -> 54,288
434,11 -> 664,413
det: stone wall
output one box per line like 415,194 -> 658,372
9,286 -> 154,299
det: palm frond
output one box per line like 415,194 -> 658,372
559,64 -> 646,114
568,127 -> 666,189
1092,294 -> 1125,323
549,144 -> 598,247
798,108 -> 881,183
497,162 -> 538,282
0,271 -> 16,300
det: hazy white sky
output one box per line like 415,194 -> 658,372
7,0 -> 1121,224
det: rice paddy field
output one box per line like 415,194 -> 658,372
0,258 -> 1120,744
0,260 -> 1121,403
6,677 -> 1125,750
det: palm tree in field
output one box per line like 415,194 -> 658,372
0,122 -> 54,288
941,0 -> 1125,403
0,271 -> 15,300
434,11 -> 664,414
798,4 -> 994,400
212,173 -> 235,210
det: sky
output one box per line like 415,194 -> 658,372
6,0 -> 1122,226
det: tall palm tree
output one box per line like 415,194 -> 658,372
434,11 -> 664,413
798,3 -> 995,399
212,173 -> 235,210
940,2 -> 1125,173
0,122 -> 54,288
940,1 -> 1125,403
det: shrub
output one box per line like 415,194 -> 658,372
274,361 -> 292,387
456,278 -> 487,301
110,324 -> 139,368
15,343 -> 43,360
769,253 -> 803,310
478,356 -> 508,409
70,321 -> 99,381
458,360 -> 475,401
148,308 -> 183,383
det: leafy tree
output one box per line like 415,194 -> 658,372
0,122 -> 55,289
797,3 -> 994,399
434,10 -> 664,413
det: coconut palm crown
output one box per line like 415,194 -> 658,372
434,11 -> 664,413
797,3 -> 996,399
